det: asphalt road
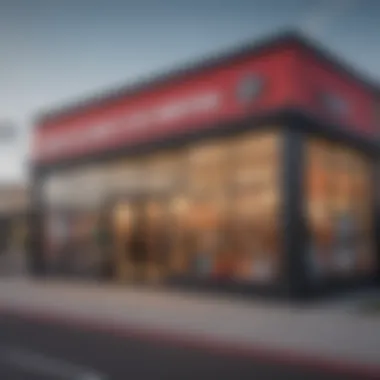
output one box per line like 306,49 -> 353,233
0,314 -> 367,380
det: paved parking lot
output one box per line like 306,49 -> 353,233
0,314 -> 369,380
0,278 -> 379,379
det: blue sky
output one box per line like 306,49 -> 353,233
0,0 -> 379,183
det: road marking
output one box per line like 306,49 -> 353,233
0,345 -> 107,380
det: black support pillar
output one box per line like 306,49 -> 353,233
27,167 -> 47,277
282,120 -> 309,300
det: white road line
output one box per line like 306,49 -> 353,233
0,345 -> 107,380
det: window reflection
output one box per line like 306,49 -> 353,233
41,129 -> 283,285
306,138 -> 375,279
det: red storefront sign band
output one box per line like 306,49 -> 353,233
33,40 -> 378,165
38,91 -> 223,160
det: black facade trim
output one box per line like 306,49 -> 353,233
281,126 -> 308,299
33,108 -> 379,178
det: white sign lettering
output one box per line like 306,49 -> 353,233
40,91 -> 222,157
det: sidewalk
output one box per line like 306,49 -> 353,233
0,251 -> 27,276
0,277 -> 379,378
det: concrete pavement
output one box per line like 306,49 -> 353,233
0,251 -> 27,276
0,277 -> 379,378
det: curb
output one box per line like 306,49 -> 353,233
1,305 -> 380,379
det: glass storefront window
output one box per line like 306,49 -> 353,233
144,151 -> 185,195
230,130 -> 279,190
41,129 -> 283,285
168,196 -> 190,275
229,131 -> 282,283
186,141 -> 229,197
175,195 -> 226,278
352,155 -> 375,273
232,192 -> 280,283
306,138 -> 375,279
106,160 -> 145,196
43,173 -> 72,208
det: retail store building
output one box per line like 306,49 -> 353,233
30,32 -> 380,298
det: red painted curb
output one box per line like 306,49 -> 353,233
1,305 -> 380,379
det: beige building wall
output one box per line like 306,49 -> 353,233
0,183 -> 30,276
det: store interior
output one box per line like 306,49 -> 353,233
40,129 -> 376,287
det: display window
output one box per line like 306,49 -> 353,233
306,138 -> 376,280
167,196 -> 190,275
106,160 -> 145,196
183,197 -> 226,278
230,130 -> 280,189
186,140 -> 231,197
41,129 -> 284,284
352,155 -> 376,274
144,151 -> 185,195
231,189 -> 280,283
229,131 -> 282,284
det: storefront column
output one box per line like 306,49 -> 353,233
28,167 -> 47,277
282,125 -> 309,300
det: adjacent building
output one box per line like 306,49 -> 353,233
0,183 -> 29,275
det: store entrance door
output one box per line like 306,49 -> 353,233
112,195 -> 172,284
186,200 -> 225,279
